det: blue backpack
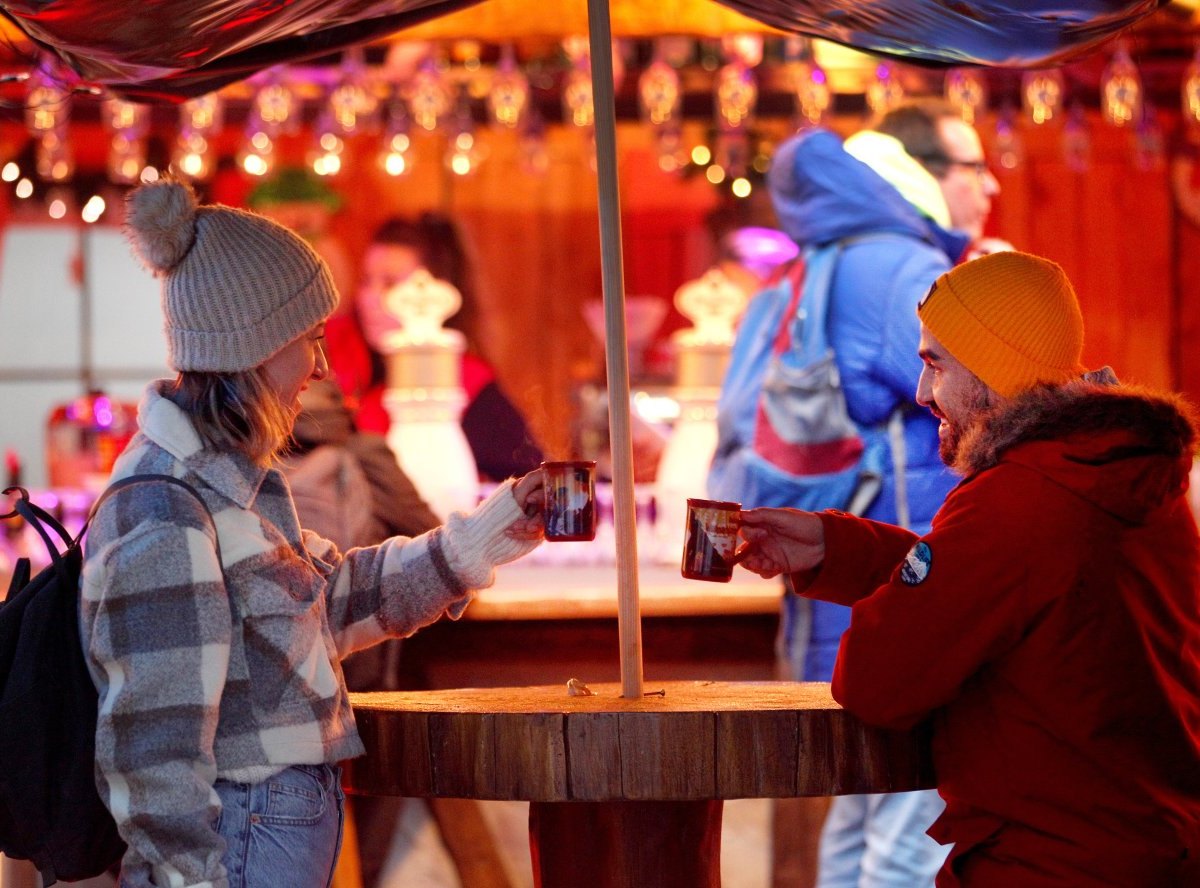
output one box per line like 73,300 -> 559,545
708,240 -> 890,515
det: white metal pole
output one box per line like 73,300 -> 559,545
585,0 -> 643,699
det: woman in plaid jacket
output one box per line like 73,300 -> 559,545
80,178 -> 546,888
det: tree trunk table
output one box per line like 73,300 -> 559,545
345,681 -> 934,888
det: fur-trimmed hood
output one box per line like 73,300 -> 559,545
954,378 -> 1198,524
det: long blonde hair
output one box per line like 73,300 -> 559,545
168,369 -> 296,466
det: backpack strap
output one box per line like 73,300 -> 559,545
87,474 -> 223,567
771,232 -> 921,523
768,259 -> 808,355
772,234 -> 892,364
7,491 -> 74,560
4,488 -> 77,588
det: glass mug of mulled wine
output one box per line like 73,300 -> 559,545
681,497 -> 742,582
541,460 -> 597,542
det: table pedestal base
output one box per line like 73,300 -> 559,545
528,799 -> 723,888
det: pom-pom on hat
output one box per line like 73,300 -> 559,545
124,178 -> 338,372
917,251 -> 1086,398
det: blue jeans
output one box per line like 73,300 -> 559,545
214,763 -> 345,888
818,792 -> 948,888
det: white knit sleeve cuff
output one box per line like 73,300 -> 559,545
440,479 -> 539,590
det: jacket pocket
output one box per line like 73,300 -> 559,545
235,551 -> 337,710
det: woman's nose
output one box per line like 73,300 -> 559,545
312,342 -> 329,381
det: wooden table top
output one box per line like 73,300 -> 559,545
345,681 -> 934,802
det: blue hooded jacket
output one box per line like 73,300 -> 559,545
769,127 -> 967,533
767,127 -> 968,679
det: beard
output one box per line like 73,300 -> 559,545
937,378 -> 999,466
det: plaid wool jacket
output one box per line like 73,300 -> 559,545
80,381 -> 534,888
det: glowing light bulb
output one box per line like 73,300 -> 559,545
81,194 -> 106,224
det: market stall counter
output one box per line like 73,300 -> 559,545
395,561 -> 783,690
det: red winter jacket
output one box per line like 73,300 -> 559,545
797,380 -> 1200,887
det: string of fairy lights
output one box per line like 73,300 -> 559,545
2,33 -> 1199,224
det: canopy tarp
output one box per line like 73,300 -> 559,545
0,0 -> 1169,101
0,0 -> 1171,697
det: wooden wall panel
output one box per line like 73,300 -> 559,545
984,110 -> 1178,393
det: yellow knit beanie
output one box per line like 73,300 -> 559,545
917,251 -> 1086,398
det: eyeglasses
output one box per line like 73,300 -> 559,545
944,158 -> 991,177
917,153 -> 992,179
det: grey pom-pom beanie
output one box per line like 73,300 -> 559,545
124,178 -> 339,372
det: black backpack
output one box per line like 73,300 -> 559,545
0,474 -> 216,886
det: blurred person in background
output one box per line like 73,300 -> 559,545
327,213 -> 544,482
281,378 -> 446,888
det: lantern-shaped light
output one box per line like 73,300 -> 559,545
329,50 -> 378,136
791,61 -> 830,126
867,62 -> 904,116
103,97 -> 149,185
639,57 -> 681,128
238,116 -> 276,178
379,97 -> 415,177
945,68 -> 987,125
445,91 -> 482,177
309,110 -> 345,177
26,63 -> 74,182
408,59 -> 454,132
253,71 -> 297,136
1022,69 -> 1064,125
562,53 -> 594,129
488,45 -> 530,129
1100,44 -> 1142,128
715,62 -> 757,130
174,93 -> 223,181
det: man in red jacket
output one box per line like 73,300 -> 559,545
739,250 -> 1200,887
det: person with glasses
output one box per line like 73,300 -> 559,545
733,99 -> 1005,888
